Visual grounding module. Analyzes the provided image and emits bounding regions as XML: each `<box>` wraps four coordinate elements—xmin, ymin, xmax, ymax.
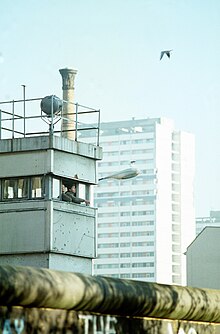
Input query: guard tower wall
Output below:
<box><xmin>0</xmin><ymin>135</ymin><xmax>102</xmax><ymax>274</ymax></box>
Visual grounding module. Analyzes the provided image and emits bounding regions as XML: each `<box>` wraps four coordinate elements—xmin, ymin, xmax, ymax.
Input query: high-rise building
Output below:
<box><xmin>196</xmin><ymin>211</ymin><xmax>220</xmax><ymax>236</ymax></box>
<box><xmin>82</xmin><ymin>117</ymin><xmax>195</xmax><ymax>285</ymax></box>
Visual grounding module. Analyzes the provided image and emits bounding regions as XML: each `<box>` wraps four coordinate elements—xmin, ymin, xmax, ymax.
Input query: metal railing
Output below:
<box><xmin>0</xmin><ymin>96</ymin><xmax>101</xmax><ymax>146</ymax></box>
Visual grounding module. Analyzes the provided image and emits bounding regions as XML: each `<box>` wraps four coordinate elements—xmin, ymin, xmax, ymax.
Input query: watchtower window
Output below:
<box><xmin>31</xmin><ymin>177</ymin><xmax>44</xmax><ymax>198</ymax></box>
<box><xmin>52</xmin><ymin>178</ymin><xmax>60</xmax><ymax>199</ymax></box>
<box><xmin>3</xmin><ymin>178</ymin><xmax>28</xmax><ymax>199</ymax></box>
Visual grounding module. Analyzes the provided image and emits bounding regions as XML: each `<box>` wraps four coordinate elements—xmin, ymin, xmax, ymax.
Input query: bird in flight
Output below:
<box><xmin>160</xmin><ymin>50</ymin><xmax>173</xmax><ymax>60</ymax></box>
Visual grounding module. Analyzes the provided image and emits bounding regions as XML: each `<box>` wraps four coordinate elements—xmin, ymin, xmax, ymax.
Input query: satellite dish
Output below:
<box><xmin>40</xmin><ymin>95</ymin><xmax>62</xmax><ymax>117</ymax></box>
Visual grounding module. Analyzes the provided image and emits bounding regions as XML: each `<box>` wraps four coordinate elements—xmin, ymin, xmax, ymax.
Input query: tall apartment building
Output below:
<box><xmin>82</xmin><ymin>117</ymin><xmax>195</xmax><ymax>285</ymax></box>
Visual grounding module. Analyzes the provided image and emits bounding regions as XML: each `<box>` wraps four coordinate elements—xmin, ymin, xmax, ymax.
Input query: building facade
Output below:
<box><xmin>83</xmin><ymin>117</ymin><xmax>195</xmax><ymax>285</ymax></box>
<box><xmin>186</xmin><ymin>226</ymin><xmax>220</xmax><ymax>289</ymax></box>
<box><xmin>196</xmin><ymin>211</ymin><xmax>220</xmax><ymax>236</ymax></box>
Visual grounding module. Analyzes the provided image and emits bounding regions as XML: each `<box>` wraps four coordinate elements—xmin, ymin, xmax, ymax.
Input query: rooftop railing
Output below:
<box><xmin>0</xmin><ymin>96</ymin><xmax>101</xmax><ymax>146</ymax></box>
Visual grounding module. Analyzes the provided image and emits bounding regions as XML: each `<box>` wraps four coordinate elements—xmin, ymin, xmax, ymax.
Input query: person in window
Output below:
<box><xmin>63</xmin><ymin>182</ymin><xmax>90</xmax><ymax>206</ymax></box>
<box><xmin>61</xmin><ymin>184</ymin><xmax>72</xmax><ymax>202</ymax></box>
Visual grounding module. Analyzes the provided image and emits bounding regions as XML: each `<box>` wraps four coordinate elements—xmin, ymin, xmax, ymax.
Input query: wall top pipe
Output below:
<box><xmin>0</xmin><ymin>265</ymin><xmax>220</xmax><ymax>323</ymax></box>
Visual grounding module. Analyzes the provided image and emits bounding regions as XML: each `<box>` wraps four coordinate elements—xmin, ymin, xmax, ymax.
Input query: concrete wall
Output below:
<box><xmin>0</xmin><ymin>136</ymin><xmax>102</xmax><ymax>183</ymax></box>
<box><xmin>53</xmin><ymin>201</ymin><xmax>96</xmax><ymax>257</ymax></box>
<box><xmin>0</xmin><ymin>201</ymin><xmax>50</xmax><ymax>253</ymax></box>
<box><xmin>0</xmin><ymin>200</ymin><xmax>96</xmax><ymax>273</ymax></box>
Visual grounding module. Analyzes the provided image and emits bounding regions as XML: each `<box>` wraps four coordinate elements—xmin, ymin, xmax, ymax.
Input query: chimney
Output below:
<box><xmin>59</xmin><ymin>68</ymin><xmax>77</xmax><ymax>140</ymax></box>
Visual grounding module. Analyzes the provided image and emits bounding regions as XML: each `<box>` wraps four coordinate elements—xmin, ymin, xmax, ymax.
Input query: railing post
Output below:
<box><xmin>97</xmin><ymin>109</ymin><xmax>101</xmax><ymax>146</ymax></box>
<box><xmin>22</xmin><ymin>84</ymin><xmax>26</xmax><ymax>137</ymax></box>
<box><xmin>12</xmin><ymin>100</ymin><xmax>15</xmax><ymax>139</ymax></box>
<box><xmin>75</xmin><ymin>102</ymin><xmax>78</xmax><ymax>141</ymax></box>
<box><xmin>50</xmin><ymin>95</ymin><xmax>54</xmax><ymax>137</ymax></box>
<box><xmin>0</xmin><ymin>109</ymin><xmax>1</xmax><ymax>140</ymax></box>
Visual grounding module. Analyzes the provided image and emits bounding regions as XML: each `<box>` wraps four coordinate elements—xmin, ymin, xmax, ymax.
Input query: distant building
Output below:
<box><xmin>196</xmin><ymin>211</ymin><xmax>220</xmax><ymax>235</ymax></box>
<box><xmin>186</xmin><ymin>226</ymin><xmax>220</xmax><ymax>289</ymax></box>
<box><xmin>82</xmin><ymin>117</ymin><xmax>195</xmax><ymax>285</ymax></box>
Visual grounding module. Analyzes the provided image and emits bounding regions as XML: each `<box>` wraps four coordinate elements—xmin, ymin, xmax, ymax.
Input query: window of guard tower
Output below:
<box><xmin>53</xmin><ymin>178</ymin><xmax>60</xmax><ymax>200</ymax></box>
<box><xmin>1</xmin><ymin>177</ymin><xmax>44</xmax><ymax>201</ymax></box>
<box><xmin>3</xmin><ymin>178</ymin><xmax>28</xmax><ymax>199</ymax></box>
<box><xmin>31</xmin><ymin>177</ymin><xmax>44</xmax><ymax>198</ymax></box>
<box><xmin>52</xmin><ymin>177</ymin><xmax>91</xmax><ymax>205</ymax></box>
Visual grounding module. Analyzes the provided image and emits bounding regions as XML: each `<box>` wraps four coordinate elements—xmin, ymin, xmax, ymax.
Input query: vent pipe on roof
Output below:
<box><xmin>59</xmin><ymin>68</ymin><xmax>77</xmax><ymax>140</ymax></box>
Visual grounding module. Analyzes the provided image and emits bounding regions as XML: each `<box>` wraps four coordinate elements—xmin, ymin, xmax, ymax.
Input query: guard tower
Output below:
<box><xmin>0</xmin><ymin>68</ymin><xmax>102</xmax><ymax>274</ymax></box>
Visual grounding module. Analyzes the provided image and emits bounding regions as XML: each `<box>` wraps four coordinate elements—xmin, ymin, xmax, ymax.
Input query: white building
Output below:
<box><xmin>83</xmin><ymin>117</ymin><xmax>195</xmax><ymax>285</ymax></box>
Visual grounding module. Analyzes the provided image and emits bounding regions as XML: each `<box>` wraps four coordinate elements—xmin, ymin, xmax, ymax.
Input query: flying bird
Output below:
<box><xmin>160</xmin><ymin>50</ymin><xmax>173</xmax><ymax>60</ymax></box>
<box><xmin>99</xmin><ymin>161</ymin><xmax>140</xmax><ymax>181</ymax></box>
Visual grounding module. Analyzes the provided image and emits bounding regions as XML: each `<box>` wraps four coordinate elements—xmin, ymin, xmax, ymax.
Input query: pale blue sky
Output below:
<box><xmin>0</xmin><ymin>0</ymin><xmax>220</xmax><ymax>216</ymax></box>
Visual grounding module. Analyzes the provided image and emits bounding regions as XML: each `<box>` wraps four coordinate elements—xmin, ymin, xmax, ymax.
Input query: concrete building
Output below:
<box><xmin>0</xmin><ymin>69</ymin><xmax>102</xmax><ymax>274</ymax></box>
<box><xmin>82</xmin><ymin>117</ymin><xmax>195</xmax><ymax>285</ymax></box>
<box><xmin>196</xmin><ymin>211</ymin><xmax>220</xmax><ymax>235</ymax></box>
<box><xmin>186</xmin><ymin>226</ymin><xmax>220</xmax><ymax>289</ymax></box>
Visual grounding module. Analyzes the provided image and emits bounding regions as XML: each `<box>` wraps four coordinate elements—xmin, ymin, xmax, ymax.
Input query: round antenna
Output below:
<box><xmin>40</xmin><ymin>95</ymin><xmax>62</xmax><ymax>117</ymax></box>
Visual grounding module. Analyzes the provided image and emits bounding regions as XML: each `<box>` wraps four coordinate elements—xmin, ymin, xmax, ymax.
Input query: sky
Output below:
<box><xmin>0</xmin><ymin>0</ymin><xmax>220</xmax><ymax>216</ymax></box>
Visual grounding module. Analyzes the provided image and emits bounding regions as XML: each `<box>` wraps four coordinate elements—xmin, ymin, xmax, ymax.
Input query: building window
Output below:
<box><xmin>120</xmin><ymin>263</ymin><xmax>130</xmax><ymax>268</ymax></box>
<box><xmin>120</xmin><ymin>242</ymin><xmax>130</xmax><ymax>247</ymax></box>
<box><xmin>120</xmin><ymin>253</ymin><xmax>130</xmax><ymax>258</ymax></box>
<box><xmin>98</xmin><ymin>233</ymin><xmax>119</xmax><ymax>238</ymax></box>
<box><xmin>120</xmin><ymin>150</ymin><xmax>130</xmax><ymax>155</ymax></box>
<box><xmin>120</xmin><ymin>140</ymin><xmax>130</xmax><ymax>145</ymax></box>
<box><xmin>98</xmin><ymin>253</ymin><xmax>119</xmax><ymax>259</ymax></box>
<box><xmin>1</xmin><ymin>176</ymin><xmax>45</xmax><ymax>201</ymax></box>
<box><xmin>132</xmin><ymin>262</ymin><xmax>154</xmax><ymax>267</ymax></box>
<box><xmin>2</xmin><ymin>178</ymin><xmax>28</xmax><ymax>199</ymax></box>
<box><xmin>172</xmin><ymin>214</ymin><xmax>180</xmax><ymax>222</ymax></box>
<box><xmin>104</xmin><ymin>151</ymin><xmax>118</xmax><ymax>156</ymax></box>
<box><xmin>146</xmin><ymin>242</ymin><xmax>154</xmax><ymax>246</ymax></box>
<box><xmin>172</xmin><ymin>224</ymin><xmax>180</xmax><ymax>232</ymax></box>
<box><xmin>31</xmin><ymin>176</ymin><xmax>44</xmax><ymax>198</ymax></box>
<box><xmin>132</xmin><ymin>252</ymin><xmax>145</xmax><ymax>257</ymax></box>
<box><xmin>132</xmin><ymin>231</ymin><xmax>154</xmax><ymax>237</ymax></box>
<box><xmin>172</xmin><ymin>255</ymin><xmax>181</xmax><ymax>263</ymax></box>
<box><xmin>97</xmin><ymin>264</ymin><xmax>119</xmax><ymax>269</ymax></box>
<box><xmin>172</xmin><ymin>234</ymin><xmax>180</xmax><ymax>242</ymax></box>
<box><xmin>120</xmin><ymin>222</ymin><xmax>130</xmax><ymax>227</ymax></box>
<box><xmin>120</xmin><ymin>274</ymin><xmax>130</xmax><ymax>278</ymax></box>
<box><xmin>52</xmin><ymin>178</ymin><xmax>60</xmax><ymax>199</ymax></box>
<box><xmin>120</xmin><ymin>160</ymin><xmax>130</xmax><ymax>166</ymax></box>
<box><xmin>120</xmin><ymin>232</ymin><xmax>130</xmax><ymax>237</ymax></box>
<box><xmin>172</xmin><ymin>265</ymin><xmax>181</xmax><ymax>273</ymax></box>
<box><xmin>120</xmin><ymin>212</ymin><xmax>130</xmax><ymax>217</ymax></box>
<box><xmin>172</xmin><ymin>244</ymin><xmax>181</xmax><ymax>252</ymax></box>
<box><xmin>98</xmin><ymin>243</ymin><xmax>119</xmax><ymax>248</ymax></box>
<box><xmin>132</xmin><ymin>242</ymin><xmax>148</xmax><ymax>247</ymax></box>
<box><xmin>132</xmin><ymin>273</ymin><xmax>154</xmax><ymax>278</ymax></box>
<box><xmin>132</xmin><ymin>211</ymin><xmax>154</xmax><ymax>216</ymax></box>
<box><xmin>96</xmin><ymin>192</ymin><xmax>119</xmax><ymax>197</ymax></box>
<box><xmin>172</xmin><ymin>275</ymin><xmax>181</xmax><ymax>284</ymax></box>
<box><xmin>98</xmin><ymin>213</ymin><xmax>119</xmax><ymax>218</ymax></box>
<box><xmin>98</xmin><ymin>222</ymin><xmax>119</xmax><ymax>228</ymax></box>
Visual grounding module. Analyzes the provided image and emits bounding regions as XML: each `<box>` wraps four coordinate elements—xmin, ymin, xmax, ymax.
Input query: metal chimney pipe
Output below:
<box><xmin>59</xmin><ymin>68</ymin><xmax>77</xmax><ymax>140</ymax></box>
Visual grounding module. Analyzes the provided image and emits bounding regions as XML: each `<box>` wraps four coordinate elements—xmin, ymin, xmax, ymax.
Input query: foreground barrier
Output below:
<box><xmin>0</xmin><ymin>265</ymin><xmax>220</xmax><ymax>333</ymax></box>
